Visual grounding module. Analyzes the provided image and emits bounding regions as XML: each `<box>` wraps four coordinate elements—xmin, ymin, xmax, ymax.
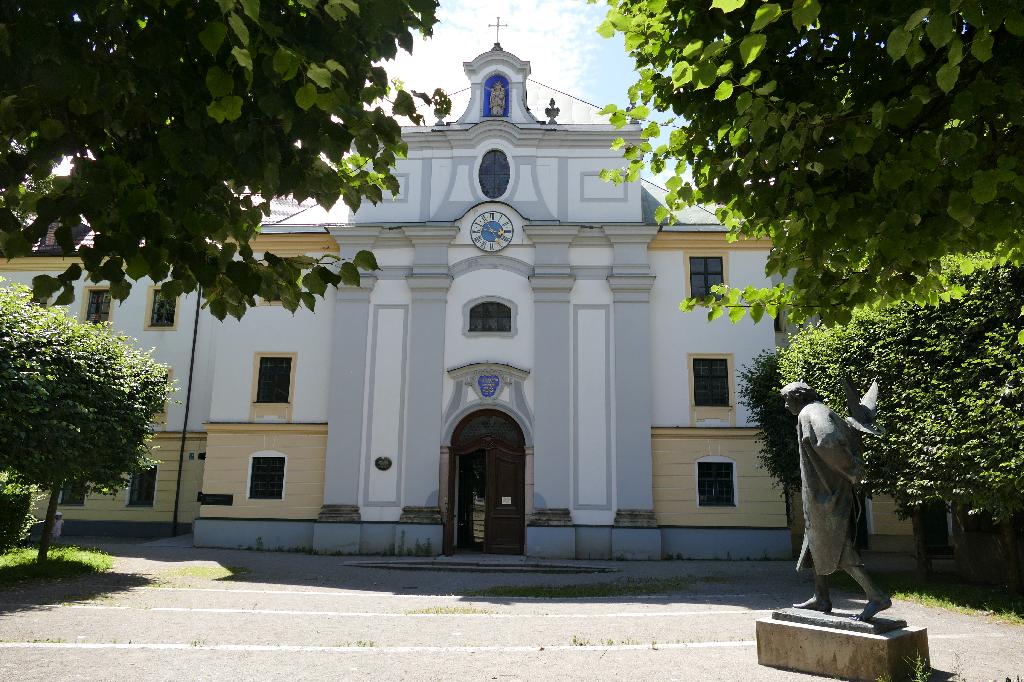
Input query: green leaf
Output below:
<box><xmin>219</xmin><ymin>95</ymin><xmax>243</xmax><ymax>121</ymax></box>
<box><xmin>970</xmin><ymin>172</ymin><xmax>997</xmax><ymax>204</ymax></box>
<box><xmin>273</xmin><ymin>48</ymin><xmax>299</xmax><ymax>80</ymax></box>
<box><xmin>205</xmin><ymin>66</ymin><xmax>233</xmax><ymax>98</ymax></box>
<box><xmin>239</xmin><ymin>0</ymin><xmax>260</xmax><ymax>21</ymax></box>
<box><xmin>39</xmin><ymin>118</ymin><xmax>65</xmax><ymax>139</ymax></box>
<box><xmin>739</xmin><ymin>33</ymin><xmax>767</xmax><ymax>65</ymax></box>
<box><xmin>970</xmin><ymin>30</ymin><xmax>993</xmax><ymax>62</ymax></box>
<box><xmin>707</xmin><ymin>305</ymin><xmax>725</xmax><ymax>321</ymax></box>
<box><xmin>715</xmin><ymin>81</ymin><xmax>734</xmax><ymax>101</ymax></box>
<box><xmin>791</xmin><ymin>0</ymin><xmax>821</xmax><ymax>28</ymax></box>
<box><xmin>231</xmin><ymin>47</ymin><xmax>252</xmax><ymax>70</ymax></box>
<box><xmin>904</xmin><ymin>7</ymin><xmax>930</xmax><ymax>31</ymax></box>
<box><xmin>936</xmin><ymin>63</ymin><xmax>959</xmax><ymax>93</ymax></box>
<box><xmin>227</xmin><ymin>13</ymin><xmax>249</xmax><ymax>46</ymax></box>
<box><xmin>339</xmin><ymin>261</ymin><xmax>360</xmax><ymax>286</ymax></box>
<box><xmin>755</xmin><ymin>80</ymin><xmax>777</xmax><ymax>95</ymax></box>
<box><xmin>752</xmin><ymin>3</ymin><xmax>782</xmax><ymax>31</ymax></box>
<box><xmin>596</xmin><ymin>20</ymin><xmax>616</xmax><ymax>38</ymax></box>
<box><xmin>324</xmin><ymin>59</ymin><xmax>348</xmax><ymax>77</ymax></box>
<box><xmin>307</xmin><ymin>64</ymin><xmax>332</xmax><ymax>88</ymax></box>
<box><xmin>198</xmin><ymin>21</ymin><xmax>228</xmax><ymax>55</ymax></box>
<box><xmin>1005</xmin><ymin>11</ymin><xmax>1024</xmax><ymax>36</ymax></box>
<box><xmin>886</xmin><ymin>26</ymin><xmax>912</xmax><ymax>60</ymax></box>
<box><xmin>295</xmin><ymin>83</ymin><xmax>317</xmax><ymax>110</ymax></box>
<box><xmin>710</xmin><ymin>0</ymin><xmax>745</xmax><ymax>12</ymax></box>
<box><xmin>728</xmin><ymin>305</ymin><xmax>746</xmax><ymax>322</ymax></box>
<box><xmin>926</xmin><ymin>15</ymin><xmax>952</xmax><ymax>48</ymax></box>
<box><xmin>1018</xmin><ymin>328</ymin><xmax>1024</xmax><ymax>344</ymax></box>
<box><xmin>352</xmin><ymin>250</ymin><xmax>378</xmax><ymax>271</ymax></box>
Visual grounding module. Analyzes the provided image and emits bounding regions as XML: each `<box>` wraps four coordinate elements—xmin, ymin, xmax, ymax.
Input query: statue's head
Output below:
<box><xmin>780</xmin><ymin>381</ymin><xmax>822</xmax><ymax>415</ymax></box>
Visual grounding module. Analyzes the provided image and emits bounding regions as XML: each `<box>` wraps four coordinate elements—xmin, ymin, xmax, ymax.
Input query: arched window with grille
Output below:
<box><xmin>465</xmin><ymin>298</ymin><xmax>515</xmax><ymax>336</ymax></box>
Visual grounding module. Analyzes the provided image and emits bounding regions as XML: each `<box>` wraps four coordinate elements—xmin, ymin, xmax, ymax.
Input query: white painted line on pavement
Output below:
<box><xmin>66</xmin><ymin>604</ymin><xmax>771</xmax><ymax>618</ymax></box>
<box><xmin>134</xmin><ymin>586</ymin><xmax>769</xmax><ymax>601</ymax></box>
<box><xmin>0</xmin><ymin>641</ymin><xmax>757</xmax><ymax>654</ymax></box>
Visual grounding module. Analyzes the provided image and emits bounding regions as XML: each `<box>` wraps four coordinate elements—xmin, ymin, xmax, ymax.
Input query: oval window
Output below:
<box><xmin>479</xmin><ymin>150</ymin><xmax>510</xmax><ymax>199</ymax></box>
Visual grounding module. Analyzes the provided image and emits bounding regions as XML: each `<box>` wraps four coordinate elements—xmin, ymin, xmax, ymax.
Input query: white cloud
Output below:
<box><xmin>387</xmin><ymin>0</ymin><xmax>607</xmax><ymax>113</ymax></box>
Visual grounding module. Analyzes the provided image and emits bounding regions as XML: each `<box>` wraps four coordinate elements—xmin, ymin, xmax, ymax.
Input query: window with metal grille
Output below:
<box><xmin>693</xmin><ymin>358</ymin><xmax>729</xmax><ymax>406</ymax></box>
<box><xmin>689</xmin><ymin>256</ymin><xmax>724</xmax><ymax>299</ymax></box>
<box><xmin>86</xmin><ymin>289</ymin><xmax>111</xmax><ymax>323</ymax></box>
<box><xmin>149</xmin><ymin>290</ymin><xmax>176</xmax><ymax>327</ymax></box>
<box><xmin>478</xmin><ymin>150</ymin><xmax>510</xmax><ymax>199</ymax></box>
<box><xmin>128</xmin><ymin>468</ymin><xmax>157</xmax><ymax>506</ymax></box>
<box><xmin>256</xmin><ymin>357</ymin><xmax>292</xmax><ymax>403</ymax></box>
<box><xmin>249</xmin><ymin>457</ymin><xmax>285</xmax><ymax>499</ymax></box>
<box><xmin>59</xmin><ymin>482</ymin><xmax>86</xmax><ymax>506</ymax></box>
<box><xmin>698</xmin><ymin>461</ymin><xmax>735</xmax><ymax>506</ymax></box>
<box><xmin>468</xmin><ymin>301</ymin><xmax>512</xmax><ymax>333</ymax></box>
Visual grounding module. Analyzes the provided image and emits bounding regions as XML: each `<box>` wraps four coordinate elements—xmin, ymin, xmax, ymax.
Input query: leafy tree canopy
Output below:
<box><xmin>0</xmin><ymin>283</ymin><xmax>170</xmax><ymax>494</ymax></box>
<box><xmin>0</xmin><ymin>0</ymin><xmax>445</xmax><ymax>319</ymax></box>
<box><xmin>598</xmin><ymin>0</ymin><xmax>1024</xmax><ymax>325</ymax></box>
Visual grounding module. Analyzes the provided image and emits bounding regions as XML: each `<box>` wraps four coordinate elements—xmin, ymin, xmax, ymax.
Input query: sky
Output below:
<box><xmin>388</xmin><ymin>0</ymin><xmax>640</xmax><ymax>127</ymax></box>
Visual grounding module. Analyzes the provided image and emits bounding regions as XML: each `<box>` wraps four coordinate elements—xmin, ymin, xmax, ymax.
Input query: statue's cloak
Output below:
<box><xmin>796</xmin><ymin>402</ymin><xmax>864</xmax><ymax>575</ymax></box>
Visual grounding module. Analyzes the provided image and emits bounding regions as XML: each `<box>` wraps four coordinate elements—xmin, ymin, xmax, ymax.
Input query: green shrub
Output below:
<box><xmin>0</xmin><ymin>474</ymin><xmax>34</xmax><ymax>552</ymax></box>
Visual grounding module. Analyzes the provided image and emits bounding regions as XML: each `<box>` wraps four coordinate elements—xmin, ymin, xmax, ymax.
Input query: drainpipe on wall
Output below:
<box><xmin>171</xmin><ymin>287</ymin><xmax>202</xmax><ymax>537</ymax></box>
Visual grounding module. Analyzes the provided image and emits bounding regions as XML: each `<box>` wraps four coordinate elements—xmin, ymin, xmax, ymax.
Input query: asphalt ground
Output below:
<box><xmin>0</xmin><ymin>540</ymin><xmax>1021</xmax><ymax>681</ymax></box>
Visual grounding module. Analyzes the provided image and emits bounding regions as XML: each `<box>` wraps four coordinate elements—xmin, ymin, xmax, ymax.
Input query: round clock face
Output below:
<box><xmin>470</xmin><ymin>211</ymin><xmax>514</xmax><ymax>252</ymax></box>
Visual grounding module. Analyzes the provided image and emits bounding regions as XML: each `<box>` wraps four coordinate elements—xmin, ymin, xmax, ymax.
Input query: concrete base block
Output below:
<box><xmin>312</xmin><ymin>523</ymin><xmax>361</xmax><ymax>555</ymax></box>
<box><xmin>756</xmin><ymin>616</ymin><xmax>929</xmax><ymax>682</ymax></box>
<box><xmin>575</xmin><ymin>526</ymin><xmax>612</xmax><ymax>560</ymax></box>
<box><xmin>359</xmin><ymin>523</ymin><xmax>396</xmax><ymax>554</ymax></box>
<box><xmin>526</xmin><ymin>526</ymin><xmax>575</xmax><ymax>559</ymax></box>
<box><xmin>193</xmin><ymin>519</ymin><xmax>314</xmax><ymax>551</ymax></box>
<box><xmin>612</xmin><ymin>527</ymin><xmax>661</xmax><ymax>560</ymax></box>
<box><xmin>394</xmin><ymin>524</ymin><xmax>441</xmax><ymax>556</ymax></box>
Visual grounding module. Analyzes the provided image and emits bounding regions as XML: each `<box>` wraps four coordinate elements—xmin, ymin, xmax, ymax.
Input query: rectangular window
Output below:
<box><xmin>85</xmin><ymin>289</ymin><xmax>111</xmax><ymax>323</ymax></box>
<box><xmin>149</xmin><ymin>290</ymin><xmax>176</xmax><ymax>327</ymax></box>
<box><xmin>58</xmin><ymin>482</ymin><xmax>86</xmax><ymax>506</ymax></box>
<box><xmin>693</xmin><ymin>358</ymin><xmax>730</xmax><ymax>406</ymax></box>
<box><xmin>255</xmin><ymin>357</ymin><xmax>292</xmax><ymax>403</ymax></box>
<box><xmin>689</xmin><ymin>256</ymin><xmax>724</xmax><ymax>299</ymax></box>
<box><xmin>249</xmin><ymin>457</ymin><xmax>285</xmax><ymax>499</ymax></box>
<box><xmin>128</xmin><ymin>468</ymin><xmax>157</xmax><ymax>506</ymax></box>
<box><xmin>698</xmin><ymin>461</ymin><xmax>735</xmax><ymax>506</ymax></box>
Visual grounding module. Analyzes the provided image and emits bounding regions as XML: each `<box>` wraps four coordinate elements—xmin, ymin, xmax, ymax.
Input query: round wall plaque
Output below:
<box><xmin>374</xmin><ymin>456</ymin><xmax>393</xmax><ymax>471</ymax></box>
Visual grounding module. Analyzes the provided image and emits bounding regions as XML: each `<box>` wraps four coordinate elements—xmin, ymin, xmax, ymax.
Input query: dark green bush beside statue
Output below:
<box><xmin>0</xmin><ymin>474</ymin><xmax>34</xmax><ymax>553</ymax></box>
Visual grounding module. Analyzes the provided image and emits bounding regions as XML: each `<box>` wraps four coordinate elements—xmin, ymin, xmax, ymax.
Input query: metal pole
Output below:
<box><xmin>171</xmin><ymin>287</ymin><xmax>202</xmax><ymax>537</ymax></box>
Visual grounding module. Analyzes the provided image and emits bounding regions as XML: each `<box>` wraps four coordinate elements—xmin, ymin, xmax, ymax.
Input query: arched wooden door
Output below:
<box><xmin>444</xmin><ymin>410</ymin><xmax>525</xmax><ymax>555</ymax></box>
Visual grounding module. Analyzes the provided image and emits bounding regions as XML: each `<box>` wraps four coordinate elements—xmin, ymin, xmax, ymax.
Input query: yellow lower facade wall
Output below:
<box><xmin>652</xmin><ymin>428</ymin><xmax>787</xmax><ymax>527</ymax></box>
<box><xmin>198</xmin><ymin>424</ymin><xmax>326</xmax><ymax>520</ymax></box>
<box><xmin>43</xmin><ymin>432</ymin><xmax>207</xmax><ymax>525</ymax></box>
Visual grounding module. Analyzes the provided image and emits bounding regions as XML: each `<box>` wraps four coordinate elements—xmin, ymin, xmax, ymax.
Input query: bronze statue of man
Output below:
<box><xmin>780</xmin><ymin>380</ymin><xmax>891</xmax><ymax>621</ymax></box>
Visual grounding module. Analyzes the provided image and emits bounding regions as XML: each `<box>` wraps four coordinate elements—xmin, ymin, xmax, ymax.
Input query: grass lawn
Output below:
<box><xmin>834</xmin><ymin>571</ymin><xmax>1024</xmax><ymax>626</ymax></box>
<box><xmin>0</xmin><ymin>546</ymin><xmax>113</xmax><ymax>587</ymax></box>
<box><xmin>470</xmin><ymin>574</ymin><xmax>731</xmax><ymax>598</ymax></box>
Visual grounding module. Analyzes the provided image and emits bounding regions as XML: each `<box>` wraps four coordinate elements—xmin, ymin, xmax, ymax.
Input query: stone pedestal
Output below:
<box><xmin>757</xmin><ymin>609</ymin><xmax>929</xmax><ymax>682</ymax></box>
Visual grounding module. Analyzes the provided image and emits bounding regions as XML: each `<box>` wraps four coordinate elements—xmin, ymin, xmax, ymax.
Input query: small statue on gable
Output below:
<box><xmin>489</xmin><ymin>81</ymin><xmax>506</xmax><ymax>117</ymax></box>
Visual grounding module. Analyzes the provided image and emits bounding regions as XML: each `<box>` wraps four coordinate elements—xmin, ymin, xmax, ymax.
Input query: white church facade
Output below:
<box><xmin>6</xmin><ymin>45</ymin><xmax>883</xmax><ymax>560</ymax></box>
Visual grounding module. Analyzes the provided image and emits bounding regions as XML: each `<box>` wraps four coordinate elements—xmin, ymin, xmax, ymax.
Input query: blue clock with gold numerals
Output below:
<box><xmin>470</xmin><ymin>211</ymin><xmax>514</xmax><ymax>253</ymax></box>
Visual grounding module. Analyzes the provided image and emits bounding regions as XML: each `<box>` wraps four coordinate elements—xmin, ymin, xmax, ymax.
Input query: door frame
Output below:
<box><xmin>442</xmin><ymin>409</ymin><xmax>525</xmax><ymax>555</ymax></box>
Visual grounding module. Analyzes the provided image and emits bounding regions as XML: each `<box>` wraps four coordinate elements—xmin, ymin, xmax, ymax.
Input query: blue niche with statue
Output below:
<box><xmin>483</xmin><ymin>74</ymin><xmax>509</xmax><ymax>117</ymax></box>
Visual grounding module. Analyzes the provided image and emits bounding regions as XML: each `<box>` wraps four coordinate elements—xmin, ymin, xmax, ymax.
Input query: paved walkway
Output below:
<box><xmin>0</xmin><ymin>541</ymin><xmax>1021</xmax><ymax>681</ymax></box>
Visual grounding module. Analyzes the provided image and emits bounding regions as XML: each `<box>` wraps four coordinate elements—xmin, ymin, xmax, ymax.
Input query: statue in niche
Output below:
<box><xmin>489</xmin><ymin>81</ymin><xmax>506</xmax><ymax>116</ymax></box>
<box><xmin>780</xmin><ymin>377</ymin><xmax>892</xmax><ymax>621</ymax></box>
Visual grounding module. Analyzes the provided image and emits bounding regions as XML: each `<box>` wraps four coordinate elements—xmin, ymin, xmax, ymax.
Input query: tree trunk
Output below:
<box><xmin>910</xmin><ymin>505</ymin><xmax>931</xmax><ymax>581</ymax></box>
<box><xmin>1001</xmin><ymin>517</ymin><xmax>1022</xmax><ymax>595</ymax></box>
<box><xmin>36</xmin><ymin>489</ymin><xmax>59</xmax><ymax>563</ymax></box>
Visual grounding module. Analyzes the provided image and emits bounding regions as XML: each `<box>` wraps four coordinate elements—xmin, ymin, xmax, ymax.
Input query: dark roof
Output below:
<box><xmin>31</xmin><ymin>223</ymin><xmax>94</xmax><ymax>255</ymax></box>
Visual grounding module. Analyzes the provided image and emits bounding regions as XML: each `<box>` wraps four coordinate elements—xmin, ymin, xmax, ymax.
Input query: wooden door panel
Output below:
<box><xmin>485</xmin><ymin>447</ymin><xmax>524</xmax><ymax>554</ymax></box>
